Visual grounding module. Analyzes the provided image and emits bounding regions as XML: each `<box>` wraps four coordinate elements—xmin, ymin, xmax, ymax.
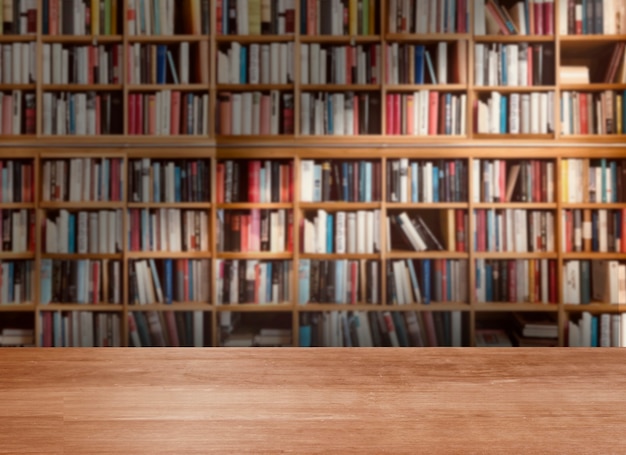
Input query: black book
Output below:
<box><xmin>411</xmin><ymin>215</ymin><xmax>444</xmax><ymax>251</ymax></box>
<box><xmin>321</xmin><ymin>161</ymin><xmax>331</xmax><ymax>201</ymax></box>
<box><xmin>310</xmin><ymin>260</ymin><xmax>320</xmax><ymax>302</ymax></box>
<box><xmin>386</xmin><ymin>261</ymin><xmax>397</xmax><ymax>304</ymax></box>
<box><xmin>542</xmin><ymin>46</ymin><xmax>555</xmax><ymax>86</ymax></box>
<box><xmin>238</xmin><ymin>260</ymin><xmax>246</xmax><ymax>303</ymax></box>
<box><xmin>326</xmin><ymin>261</ymin><xmax>335</xmax><ymax>303</ymax></box>
<box><xmin>375</xmin><ymin>312</ymin><xmax>392</xmax><ymax>347</ymax></box>
<box><xmin>331</xmin><ymin>162</ymin><xmax>342</xmax><ymax>201</ymax></box>
<box><xmin>201</xmin><ymin>0</ymin><xmax>210</xmax><ymax>34</ymax></box>
<box><xmin>260</xmin><ymin>210</ymin><xmax>269</xmax><ymax>251</ymax></box>
<box><xmin>228</xmin><ymin>0</ymin><xmax>237</xmax><ymax>34</ymax></box>
<box><xmin>492</xmin><ymin>260</ymin><xmax>500</xmax><ymax>302</ymax></box>
<box><xmin>245</xmin><ymin>261</ymin><xmax>255</xmax><ymax>303</ymax></box>
<box><xmin>230</xmin><ymin>213</ymin><xmax>241</xmax><ymax>252</ymax></box>
<box><xmin>222</xmin><ymin>260</ymin><xmax>231</xmax><ymax>303</ymax></box>
<box><xmin>500</xmin><ymin>261</ymin><xmax>508</xmax><ymax>302</ymax></box>
<box><xmin>271</xmin><ymin>162</ymin><xmax>280</xmax><ymax>202</ymax></box>
<box><xmin>232</xmin><ymin>161</ymin><xmax>240</xmax><ymax>202</ymax></box>
<box><xmin>368</xmin><ymin>312</ymin><xmax>382</xmax><ymax>347</ymax></box>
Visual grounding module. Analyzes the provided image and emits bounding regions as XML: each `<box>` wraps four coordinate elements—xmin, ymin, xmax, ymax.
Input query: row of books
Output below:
<box><xmin>301</xmin><ymin>209</ymin><xmax>381</xmax><ymax>254</ymax></box>
<box><xmin>387</xmin><ymin>210</ymin><xmax>463</xmax><ymax>252</ymax></box>
<box><xmin>0</xmin><ymin>208</ymin><xmax>32</xmax><ymax>255</ymax></box>
<box><xmin>559</xmin><ymin>0</ymin><xmax>626</xmax><ymax>35</ymax></box>
<box><xmin>44</xmin><ymin>209</ymin><xmax>123</xmax><ymax>254</ymax></box>
<box><xmin>217</xmin><ymin>42</ymin><xmax>294</xmax><ymax>85</ymax></box>
<box><xmin>216</xmin><ymin>209</ymin><xmax>294</xmax><ymax>253</ymax></box>
<box><xmin>561</xmin><ymin>90</ymin><xmax>625</xmax><ymax>136</ymax></box>
<box><xmin>298</xmin><ymin>259</ymin><xmax>380</xmax><ymax>304</ymax></box>
<box><xmin>387</xmin><ymin>259</ymin><xmax>468</xmax><ymax>304</ymax></box>
<box><xmin>562</xmin><ymin>209</ymin><xmax>626</xmax><ymax>253</ymax></box>
<box><xmin>386</xmin><ymin>92</ymin><xmax>467</xmax><ymax>136</ymax></box>
<box><xmin>222</xmin><ymin>327</ymin><xmax>292</xmax><ymax>347</ymax></box>
<box><xmin>128</xmin><ymin>91</ymin><xmax>209</xmax><ymax>136</ymax></box>
<box><xmin>129</xmin><ymin>258</ymin><xmax>211</xmax><ymax>305</ymax></box>
<box><xmin>564</xmin><ymin>260</ymin><xmax>626</xmax><ymax>304</ymax></box>
<box><xmin>218</xmin><ymin>0</ymin><xmax>295</xmax><ymax>35</ymax></box>
<box><xmin>475</xmin><ymin>91</ymin><xmax>554</xmax><ymax>134</ymax></box>
<box><xmin>473</xmin><ymin>159</ymin><xmax>555</xmax><ymax>203</ymax></box>
<box><xmin>300</xmin><ymin>159</ymin><xmax>381</xmax><ymax>202</ymax></box>
<box><xmin>129</xmin><ymin>158</ymin><xmax>211</xmax><ymax>203</ymax></box>
<box><xmin>561</xmin><ymin>158</ymin><xmax>625</xmax><ymax>203</ymax></box>
<box><xmin>475</xmin><ymin>0</ymin><xmax>554</xmax><ymax>36</ymax></box>
<box><xmin>42</xmin><ymin>158</ymin><xmax>124</xmax><ymax>202</ymax></box>
<box><xmin>300</xmin><ymin>91</ymin><xmax>381</xmax><ymax>135</ymax></box>
<box><xmin>0</xmin><ymin>260</ymin><xmax>33</xmax><ymax>304</ymax></box>
<box><xmin>217</xmin><ymin>91</ymin><xmax>293</xmax><ymax>135</ymax></box>
<box><xmin>0</xmin><ymin>0</ymin><xmax>36</xmax><ymax>34</ymax></box>
<box><xmin>40</xmin><ymin>258</ymin><xmax>122</xmax><ymax>304</ymax></box>
<box><xmin>128</xmin><ymin>208</ymin><xmax>209</xmax><ymax>252</ymax></box>
<box><xmin>217</xmin><ymin>159</ymin><xmax>294</xmax><ymax>204</ymax></box>
<box><xmin>0</xmin><ymin>159</ymin><xmax>34</xmax><ymax>202</ymax></box>
<box><xmin>475</xmin><ymin>258</ymin><xmax>557</xmax><ymax>303</ymax></box>
<box><xmin>475</xmin><ymin>43</ymin><xmax>555</xmax><ymax>87</ymax></box>
<box><xmin>300</xmin><ymin>311</ymin><xmax>463</xmax><ymax>347</ymax></box>
<box><xmin>387</xmin><ymin>159</ymin><xmax>468</xmax><ymax>203</ymax></box>
<box><xmin>302</xmin><ymin>0</ymin><xmax>374</xmax><ymax>35</ymax></box>
<box><xmin>0</xmin><ymin>42</ymin><xmax>35</xmax><ymax>84</ymax></box>
<box><xmin>0</xmin><ymin>327</ymin><xmax>34</xmax><ymax>346</ymax></box>
<box><xmin>41</xmin><ymin>311</ymin><xmax>121</xmax><ymax>347</ymax></box>
<box><xmin>0</xmin><ymin>91</ymin><xmax>34</xmax><ymax>135</ymax></box>
<box><xmin>128</xmin><ymin>42</ymin><xmax>195</xmax><ymax>85</ymax></box>
<box><xmin>216</xmin><ymin>259</ymin><xmax>293</xmax><ymax>305</ymax></box>
<box><xmin>129</xmin><ymin>311</ymin><xmax>206</xmax><ymax>347</ymax></box>
<box><xmin>127</xmin><ymin>0</ymin><xmax>208</xmax><ymax>36</ymax></box>
<box><xmin>302</xmin><ymin>43</ymin><xmax>380</xmax><ymax>85</ymax></box>
<box><xmin>43</xmin><ymin>43</ymin><xmax>122</xmax><ymax>85</ymax></box>
<box><xmin>474</xmin><ymin>209</ymin><xmax>555</xmax><ymax>253</ymax></box>
<box><xmin>43</xmin><ymin>0</ymin><xmax>120</xmax><ymax>35</ymax></box>
<box><xmin>386</xmin><ymin>42</ymin><xmax>465</xmax><ymax>86</ymax></box>
<box><xmin>388</xmin><ymin>0</ymin><xmax>469</xmax><ymax>34</ymax></box>
<box><xmin>568</xmin><ymin>312</ymin><xmax>626</xmax><ymax>347</ymax></box>
<box><xmin>42</xmin><ymin>91</ymin><xmax>123</xmax><ymax>135</ymax></box>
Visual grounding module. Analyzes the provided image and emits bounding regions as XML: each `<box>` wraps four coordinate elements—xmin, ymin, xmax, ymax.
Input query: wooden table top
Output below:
<box><xmin>1</xmin><ymin>348</ymin><xmax>625</xmax><ymax>454</ymax></box>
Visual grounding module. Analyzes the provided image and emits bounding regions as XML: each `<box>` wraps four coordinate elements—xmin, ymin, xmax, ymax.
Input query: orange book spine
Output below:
<box><xmin>170</xmin><ymin>91</ymin><xmax>181</xmax><ymax>135</ymax></box>
<box><xmin>428</xmin><ymin>91</ymin><xmax>439</xmax><ymax>135</ymax></box>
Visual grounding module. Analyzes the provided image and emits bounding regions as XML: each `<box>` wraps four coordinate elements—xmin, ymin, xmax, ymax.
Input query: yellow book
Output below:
<box><xmin>617</xmin><ymin>95</ymin><xmax>623</xmax><ymax>135</ymax></box>
<box><xmin>248</xmin><ymin>0</ymin><xmax>261</xmax><ymax>35</ymax></box>
<box><xmin>91</xmin><ymin>0</ymin><xmax>99</xmax><ymax>35</ymax></box>
<box><xmin>561</xmin><ymin>159</ymin><xmax>568</xmax><ymax>203</ymax></box>
<box><xmin>349</xmin><ymin>0</ymin><xmax>357</xmax><ymax>35</ymax></box>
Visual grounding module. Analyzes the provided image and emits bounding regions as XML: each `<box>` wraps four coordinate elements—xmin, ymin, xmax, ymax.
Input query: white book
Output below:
<box><xmin>180</xmin><ymin>42</ymin><xmax>189</xmax><ymax>84</ymax></box>
<box><xmin>347</xmin><ymin>212</ymin><xmax>356</xmax><ymax>253</ymax></box>
<box><xmin>260</xmin><ymin>44</ymin><xmax>270</xmax><ymax>83</ymax></box>
<box><xmin>270</xmin><ymin>42</ymin><xmax>280</xmax><ymax>84</ymax></box>
<box><xmin>249</xmin><ymin>44</ymin><xmax>260</xmax><ymax>84</ymax></box>
<box><xmin>437</xmin><ymin>42</ymin><xmax>447</xmax><ymax>84</ymax></box>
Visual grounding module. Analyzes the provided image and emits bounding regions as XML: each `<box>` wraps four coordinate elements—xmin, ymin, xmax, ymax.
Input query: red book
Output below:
<box><xmin>170</xmin><ymin>91</ymin><xmax>181</xmax><ymax>135</ymax></box>
<box><xmin>164</xmin><ymin>313</ymin><xmax>180</xmax><ymax>347</ymax></box>
<box><xmin>549</xmin><ymin>260</ymin><xmax>557</xmax><ymax>303</ymax></box>
<box><xmin>456</xmin><ymin>209</ymin><xmax>466</xmax><ymax>252</ymax></box>
<box><xmin>2</xmin><ymin>96</ymin><xmax>13</xmax><ymax>135</ymax></box>
<box><xmin>394</xmin><ymin>94</ymin><xmax>401</xmax><ymax>135</ymax></box>
<box><xmin>216</xmin><ymin>163</ymin><xmax>224</xmax><ymax>203</ymax></box>
<box><xmin>370</xmin><ymin>46</ymin><xmax>378</xmax><ymax>84</ymax></box>
<box><xmin>259</xmin><ymin>95</ymin><xmax>269</xmax><ymax>134</ymax></box>
<box><xmin>136</xmin><ymin>93</ymin><xmax>143</xmax><ymax>134</ymax></box>
<box><xmin>534</xmin><ymin>0</ymin><xmax>544</xmax><ymax>35</ymax></box>
<box><xmin>182</xmin><ymin>259</ymin><xmax>190</xmax><ymax>301</ymax></box>
<box><xmin>533</xmin><ymin>160</ymin><xmax>541</xmax><ymax>203</ymax></box>
<box><xmin>288</xmin><ymin>161</ymin><xmax>294</xmax><ymax>202</ymax></box>
<box><xmin>49</xmin><ymin>0</ymin><xmax>59</xmax><ymax>35</ymax></box>
<box><xmin>457</xmin><ymin>0</ymin><xmax>467</xmax><ymax>33</ymax></box>
<box><xmin>428</xmin><ymin>91</ymin><xmax>439</xmax><ymax>135</ymax></box>
<box><xmin>485</xmin><ymin>1</ymin><xmax>510</xmax><ymax>35</ymax></box>
<box><xmin>287</xmin><ymin>211</ymin><xmax>294</xmax><ymax>253</ymax></box>
<box><xmin>579</xmin><ymin>93</ymin><xmax>589</xmax><ymax>134</ymax></box>
<box><xmin>248</xmin><ymin>160</ymin><xmax>261</xmax><ymax>202</ymax></box>
<box><xmin>499</xmin><ymin>160</ymin><xmax>506</xmax><ymax>202</ymax></box>
<box><xmin>307</xmin><ymin>0</ymin><xmax>317</xmax><ymax>35</ymax></box>
<box><xmin>544</xmin><ymin>0</ymin><xmax>554</xmax><ymax>35</ymax></box>
<box><xmin>216</xmin><ymin>0</ymin><xmax>222</xmax><ymax>34</ymax></box>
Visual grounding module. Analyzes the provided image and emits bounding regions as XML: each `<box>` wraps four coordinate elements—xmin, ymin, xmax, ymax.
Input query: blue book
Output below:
<box><xmin>164</xmin><ymin>259</ymin><xmax>173</xmax><ymax>304</ymax></box>
<box><xmin>501</xmin><ymin>47</ymin><xmax>507</xmax><ymax>85</ymax></box>
<box><xmin>524</xmin><ymin>0</ymin><xmax>531</xmax><ymax>35</ymax></box>
<box><xmin>347</xmin><ymin>163</ymin><xmax>354</xmax><ymax>201</ymax></box>
<box><xmin>240</xmin><ymin>46</ymin><xmax>247</xmax><ymax>83</ymax></box>
<box><xmin>425</xmin><ymin>50</ymin><xmax>437</xmax><ymax>84</ymax></box>
<box><xmin>342</xmin><ymin>314</ymin><xmax>352</xmax><ymax>346</ymax></box>
<box><xmin>156</xmin><ymin>45</ymin><xmax>167</xmax><ymax>84</ymax></box>
<box><xmin>313</xmin><ymin>165</ymin><xmax>321</xmax><ymax>202</ymax></box>
<box><xmin>432</xmin><ymin>166</ymin><xmax>439</xmax><ymax>202</ymax></box>
<box><xmin>298</xmin><ymin>259</ymin><xmax>311</xmax><ymax>304</ymax></box>
<box><xmin>359</xmin><ymin>161</ymin><xmax>365</xmax><ymax>201</ymax></box>
<box><xmin>342</xmin><ymin>162</ymin><xmax>349</xmax><ymax>201</ymax></box>
<box><xmin>500</xmin><ymin>96</ymin><xmax>508</xmax><ymax>133</ymax></box>
<box><xmin>141</xmin><ymin>209</ymin><xmax>149</xmax><ymax>250</ymax></box>
<box><xmin>591</xmin><ymin>316</ymin><xmax>598</xmax><ymax>347</ymax></box>
<box><xmin>591</xmin><ymin>211</ymin><xmax>598</xmax><ymax>251</ymax></box>
<box><xmin>265</xmin><ymin>262</ymin><xmax>272</xmax><ymax>302</ymax></box>
<box><xmin>326</xmin><ymin>214</ymin><xmax>334</xmax><ymax>253</ymax></box>
<box><xmin>415</xmin><ymin>45</ymin><xmax>425</xmax><ymax>83</ymax></box>
<box><xmin>422</xmin><ymin>259</ymin><xmax>431</xmax><ymax>304</ymax></box>
<box><xmin>364</xmin><ymin>162</ymin><xmax>372</xmax><ymax>202</ymax></box>
<box><xmin>40</xmin><ymin>259</ymin><xmax>52</xmax><ymax>304</ymax></box>
<box><xmin>299</xmin><ymin>325</ymin><xmax>312</xmax><ymax>347</ymax></box>
<box><xmin>411</xmin><ymin>162</ymin><xmax>418</xmax><ymax>202</ymax></box>
<box><xmin>69</xmin><ymin>95</ymin><xmax>76</xmax><ymax>134</ymax></box>
<box><xmin>327</xmin><ymin>96</ymin><xmax>333</xmax><ymax>134</ymax></box>
<box><xmin>175</xmin><ymin>166</ymin><xmax>181</xmax><ymax>202</ymax></box>
<box><xmin>335</xmin><ymin>260</ymin><xmax>344</xmax><ymax>303</ymax></box>
<box><xmin>68</xmin><ymin>213</ymin><xmax>76</xmax><ymax>253</ymax></box>
<box><xmin>53</xmin><ymin>311</ymin><xmax>62</xmax><ymax>346</ymax></box>
<box><xmin>153</xmin><ymin>0</ymin><xmax>161</xmax><ymax>35</ymax></box>
<box><xmin>153</xmin><ymin>162</ymin><xmax>160</xmax><ymax>203</ymax></box>
<box><xmin>485</xmin><ymin>262</ymin><xmax>493</xmax><ymax>302</ymax></box>
<box><xmin>623</xmin><ymin>90</ymin><xmax>626</xmax><ymax>132</ymax></box>
<box><xmin>166</xmin><ymin>51</ymin><xmax>179</xmax><ymax>84</ymax></box>
<box><xmin>601</xmin><ymin>159</ymin><xmax>607</xmax><ymax>202</ymax></box>
<box><xmin>139</xmin><ymin>0</ymin><xmax>147</xmax><ymax>33</ymax></box>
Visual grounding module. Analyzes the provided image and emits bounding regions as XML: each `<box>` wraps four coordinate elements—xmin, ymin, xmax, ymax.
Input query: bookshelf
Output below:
<box><xmin>0</xmin><ymin>0</ymin><xmax>624</xmax><ymax>348</ymax></box>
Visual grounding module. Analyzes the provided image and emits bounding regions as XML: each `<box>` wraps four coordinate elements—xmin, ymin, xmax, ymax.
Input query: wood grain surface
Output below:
<box><xmin>1</xmin><ymin>348</ymin><xmax>625</xmax><ymax>454</ymax></box>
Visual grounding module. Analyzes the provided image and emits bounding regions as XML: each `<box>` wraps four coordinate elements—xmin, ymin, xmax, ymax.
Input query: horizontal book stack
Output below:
<box><xmin>563</xmin><ymin>260</ymin><xmax>626</xmax><ymax>304</ymax></box>
<box><xmin>387</xmin><ymin>259</ymin><xmax>468</xmax><ymax>305</ymax></box>
<box><xmin>43</xmin><ymin>0</ymin><xmax>121</xmax><ymax>35</ymax></box>
<box><xmin>300</xmin><ymin>310</ymin><xmax>463</xmax><ymax>347</ymax></box>
<box><xmin>473</xmin><ymin>159</ymin><xmax>555</xmax><ymax>203</ymax></box>
<box><xmin>129</xmin><ymin>258</ymin><xmax>211</xmax><ymax>305</ymax></box>
<box><xmin>300</xmin><ymin>92</ymin><xmax>380</xmax><ymax>135</ymax></box>
<box><xmin>44</xmin><ymin>209</ymin><xmax>123</xmax><ymax>254</ymax></box>
<box><xmin>475</xmin><ymin>258</ymin><xmax>558</xmax><ymax>303</ymax></box>
<box><xmin>218</xmin><ymin>0</ymin><xmax>294</xmax><ymax>35</ymax></box>
<box><xmin>218</xmin><ymin>42</ymin><xmax>294</xmax><ymax>84</ymax></box>
<box><xmin>217</xmin><ymin>208</ymin><xmax>293</xmax><ymax>252</ymax></box>
<box><xmin>39</xmin><ymin>258</ymin><xmax>123</xmax><ymax>304</ymax></box>
<box><xmin>128</xmin><ymin>208</ymin><xmax>209</xmax><ymax>252</ymax></box>
<box><xmin>388</xmin><ymin>0</ymin><xmax>469</xmax><ymax>33</ymax></box>
<box><xmin>216</xmin><ymin>259</ymin><xmax>292</xmax><ymax>305</ymax></box>
<box><xmin>41</xmin><ymin>311</ymin><xmax>121</xmax><ymax>347</ymax></box>
<box><xmin>475</xmin><ymin>91</ymin><xmax>555</xmax><ymax>134</ymax></box>
<box><xmin>561</xmin><ymin>158</ymin><xmax>626</xmax><ymax>203</ymax></box>
<box><xmin>222</xmin><ymin>327</ymin><xmax>292</xmax><ymax>347</ymax></box>
<box><xmin>301</xmin><ymin>159</ymin><xmax>380</xmax><ymax>202</ymax></box>
<box><xmin>217</xmin><ymin>91</ymin><xmax>293</xmax><ymax>135</ymax></box>
<box><xmin>217</xmin><ymin>159</ymin><xmax>293</xmax><ymax>203</ymax></box>
<box><xmin>128</xmin><ymin>311</ymin><xmax>206</xmax><ymax>347</ymax></box>
<box><xmin>474</xmin><ymin>43</ymin><xmax>555</xmax><ymax>86</ymax></box>
<box><xmin>558</xmin><ymin>0</ymin><xmax>626</xmax><ymax>35</ymax></box>
<box><xmin>475</xmin><ymin>0</ymin><xmax>555</xmax><ymax>35</ymax></box>
<box><xmin>303</xmin><ymin>0</ymin><xmax>376</xmax><ymax>35</ymax></box>
<box><xmin>301</xmin><ymin>209</ymin><xmax>381</xmax><ymax>254</ymax></box>
<box><xmin>387</xmin><ymin>158</ymin><xmax>468</xmax><ymax>202</ymax></box>
<box><xmin>561</xmin><ymin>209</ymin><xmax>625</xmax><ymax>253</ymax></box>
<box><xmin>0</xmin><ymin>260</ymin><xmax>34</xmax><ymax>304</ymax></box>
<box><xmin>473</xmin><ymin>209</ymin><xmax>556</xmax><ymax>252</ymax></box>
<box><xmin>0</xmin><ymin>327</ymin><xmax>35</xmax><ymax>347</ymax></box>
<box><xmin>568</xmin><ymin>312</ymin><xmax>626</xmax><ymax>347</ymax></box>
<box><xmin>298</xmin><ymin>259</ymin><xmax>380</xmax><ymax>304</ymax></box>
<box><xmin>42</xmin><ymin>157</ymin><xmax>124</xmax><ymax>202</ymax></box>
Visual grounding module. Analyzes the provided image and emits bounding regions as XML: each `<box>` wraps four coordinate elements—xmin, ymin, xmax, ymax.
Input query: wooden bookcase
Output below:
<box><xmin>0</xmin><ymin>0</ymin><xmax>624</xmax><ymax>347</ymax></box>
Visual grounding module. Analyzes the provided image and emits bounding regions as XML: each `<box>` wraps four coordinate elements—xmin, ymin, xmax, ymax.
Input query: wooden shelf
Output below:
<box><xmin>560</xmin><ymin>83</ymin><xmax>626</xmax><ymax>91</ymax></box>
<box><xmin>472</xmin><ymin>202</ymin><xmax>556</xmax><ymax>209</ymax></box>
<box><xmin>301</xmin><ymin>84</ymin><xmax>382</xmax><ymax>91</ymax></box>
<box><xmin>386</xmin><ymin>251</ymin><xmax>468</xmax><ymax>259</ymax></box>
<box><xmin>299</xmin><ymin>202</ymin><xmax>382</xmax><ymax>210</ymax></box>
<box><xmin>561</xmin><ymin>202</ymin><xmax>626</xmax><ymax>209</ymax></box>
<box><xmin>0</xmin><ymin>252</ymin><xmax>36</xmax><ymax>260</ymax></box>
<box><xmin>562</xmin><ymin>252</ymin><xmax>626</xmax><ymax>260</ymax></box>
<box><xmin>0</xmin><ymin>35</ymin><xmax>36</xmax><ymax>42</ymax></box>
<box><xmin>564</xmin><ymin>304</ymin><xmax>624</xmax><ymax>312</ymax></box>
<box><xmin>473</xmin><ymin>86</ymin><xmax>556</xmax><ymax>93</ymax></box>
<box><xmin>217</xmin><ymin>202</ymin><xmax>292</xmax><ymax>209</ymax></box>
<box><xmin>300</xmin><ymin>35</ymin><xmax>381</xmax><ymax>44</ymax></box>
<box><xmin>127</xmin><ymin>35</ymin><xmax>208</xmax><ymax>43</ymax></box>
<box><xmin>215</xmin><ymin>303</ymin><xmax>293</xmax><ymax>312</ymax></box>
<box><xmin>474</xmin><ymin>35</ymin><xmax>555</xmax><ymax>43</ymax></box>
<box><xmin>0</xmin><ymin>303</ymin><xmax>35</xmax><ymax>311</ymax></box>
<box><xmin>127</xmin><ymin>84</ymin><xmax>210</xmax><ymax>91</ymax></box>
<box><xmin>39</xmin><ymin>304</ymin><xmax>123</xmax><ymax>311</ymax></box>
<box><xmin>299</xmin><ymin>302</ymin><xmax>470</xmax><ymax>311</ymax></box>
<box><xmin>387</xmin><ymin>84</ymin><xmax>467</xmax><ymax>92</ymax></box>
<box><xmin>386</xmin><ymin>202</ymin><xmax>468</xmax><ymax>209</ymax></box>
<box><xmin>41</xmin><ymin>35</ymin><xmax>123</xmax><ymax>43</ymax></box>
<box><xmin>216</xmin><ymin>34</ymin><xmax>295</xmax><ymax>43</ymax></box>
<box><xmin>41</xmin><ymin>253</ymin><xmax>122</xmax><ymax>260</ymax></box>
<box><xmin>473</xmin><ymin>252</ymin><xmax>557</xmax><ymax>259</ymax></box>
<box><xmin>43</xmin><ymin>84</ymin><xmax>123</xmax><ymax>91</ymax></box>
<box><xmin>0</xmin><ymin>84</ymin><xmax>36</xmax><ymax>90</ymax></box>
<box><xmin>127</xmin><ymin>202</ymin><xmax>212</xmax><ymax>209</ymax></box>
<box><xmin>385</xmin><ymin>33</ymin><xmax>470</xmax><ymax>42</ymax></box>
<box><xmin>128</xmin><ymin>302</ymin><xmax>212</xmax><ymax>311</ymax></box>
<box><xmin>474</xmin><ymin>303</ymin><xmax>558</xmax><ymax>311</ymax></box>
<box><xmin>127</xmin><ymin>251</ymin><xmax>212</xmax><ymax>259</ymax></box>
<box><xmin>299</xmin><ymin>253</ymin><xmax>381</xmax><ymax>260</ymax></box>
<box><xmin>216</xmin><ymin>252</ymin><xmax>293</xmax><ymax>260</ymax></box>
<box><xmin>559</xmin><ymin>34</ymin><xmax>626</xmax><ymax>42</ymax></box>
<box><xmin>216</xmin><ymin>84</ymin><xmax>294</xmax><ymax>91</ymax></box>
<box><xmin>39</xmin><ymin>201</ymin><xmax>124</xmax><ymax>209</ymax></box>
